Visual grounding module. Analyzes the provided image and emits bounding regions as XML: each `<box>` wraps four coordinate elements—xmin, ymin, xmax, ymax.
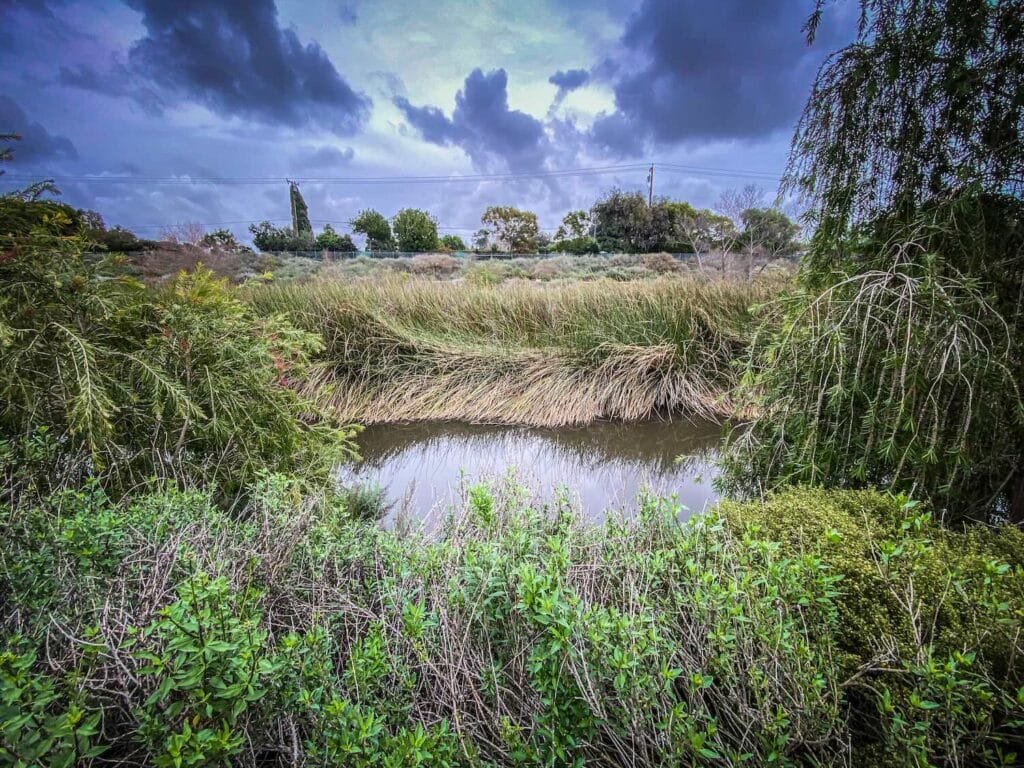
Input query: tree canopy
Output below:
<box><xmin>392</xmin><ymin>208</ymin><xmax>440</xmax><ymax>252</ymax></box>
<box><xmin>788</xmin><ymin>0</ymin><xmax>1024</xmax><ymax>252</ymax></box>
<box><xmin>350</xmin><ymin>209</ymin><xmax>393</xmax><ymax>251</ymax></box>
<box><xmin>439</xmin><ymin>234</ymin><xmax>467</xmax><ymax>251</ymax></box>
<box><xmin>480</xmin><ymin>206</ymin><xmax>539</xmax><ymax>253</ymax></box>
<box><xmin>315</xmin><ymin>224</ymin><xmax>356</xmax><ymax>252</ymax></box>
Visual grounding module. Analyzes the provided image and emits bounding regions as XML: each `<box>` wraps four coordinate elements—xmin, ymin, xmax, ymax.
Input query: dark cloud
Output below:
<box><xmin>123</xmin><ymin>0</ymin><xmax>370</xmax><ymax>134</ymax></box>
<box><xmin>58</xmin><ymin>61</ymin><xmax>165</xmax><ymax>115</ymax></box>
<box><xmin>590</xmin><ymin>0</ymin><xmax>849</xmax><ymax>156</ymax></box>
<box><xmin>548</xmin><ymin>68</ymin><xmax>589</xmax><ymax>109</ymax></box>
<box><xmin>0</xmin><ymin>0</ymin><xmax>67</xmax><ymax>17</ymax></box>
<box><xmin>395</xmin><ymin>68</ymin><xmax>548</xmax><ymax>172</ymax></box>
<box><xmin>549</xmin><ymin>68</ymin><xmax>589</xmax><ymax>92</ymax></box>
<box><xmin>0</xmin><ymin>96</ymin><xmax>78</xmax><ymax>162</ymax></box>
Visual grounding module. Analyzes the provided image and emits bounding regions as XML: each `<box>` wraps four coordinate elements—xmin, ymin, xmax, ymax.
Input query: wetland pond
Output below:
<box><xmin>341</xmin><ymin>419</ymin><xmax>725</xmax><ymax>530</ymax></box>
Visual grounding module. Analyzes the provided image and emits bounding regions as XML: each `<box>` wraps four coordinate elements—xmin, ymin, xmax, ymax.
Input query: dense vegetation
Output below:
<box><xmin>3</xmin><ymin>476</ymin><xmax>1022</xmax><ymax>767</ymax></box>
<box><xmin>3</xmin><ymin>1</ymin><xmax>1023</xmax><ymax>764</ymax></box>
<box><xmin>0</xmin><ymin>212</ymin><xmax>357</xmax><ymax>497</ymax></box>
<box><xmin>727</xmin><ymin>0</ymin><xmax>1024</xmax><ymax>522</ymax></box>
<box><xmin>244</xmin><ymin>276</ymin><xmax>770</xmax><ymax>426</ymax></box>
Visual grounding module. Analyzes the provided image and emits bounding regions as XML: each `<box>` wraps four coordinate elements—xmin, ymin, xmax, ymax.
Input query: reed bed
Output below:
<box><xmin>244</xmin><ymin>276</ymin><xmax>777</xmax><ymax>426</ymax></box>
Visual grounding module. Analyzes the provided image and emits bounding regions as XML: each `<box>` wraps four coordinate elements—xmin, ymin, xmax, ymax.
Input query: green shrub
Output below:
<box><xmin>721</xmin><ymin>487</ymin><xmax>1024</xmax><ymax>764</ymax></box>
<box><xmin>0</xmin><ymin>638</ymin><xmax>104</xmax><ymax>768</ymax></box>
<box><xmin>1</xmin><ymin>480</ymin><xmax>1021</xmax><ymax>766</ymax></box>
<box><xmin>0</xmin><ymin>217</ymin><xmax>357</xmax><ymax>496</ymax></box>
<box><xmin>133</xmin><ymin>574</ymin><xmax>282</xmax><ymax>767</ymax></box>
<box><xmin>338</xmin><ymin>480</ymin><xmax>389</xmax><ymax>521</ymax></box>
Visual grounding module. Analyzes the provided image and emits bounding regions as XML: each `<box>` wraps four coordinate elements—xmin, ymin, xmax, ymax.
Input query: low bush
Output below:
<box><xmin>2</xmin><ymin>481</ymin><xmax>1020</xmax><ymax>766</ymax></box>
<box><xmin>643</xmin><ymin>252</ymin><xmax>680</xmax><ymax>274</ymax></box>
<box><xmin>337</xmin><ymin>479</ymin><xmax>389</xmax><ymax>520</ymax></box>
<box><xmin>408</xmin><ymin>253</ymin><xmax>460</xmax><ymax>277</ymax></box>
<box><xmin>0</xmin><ymin>217</ymin><xmax>357</xmax><ymax>497</ymax></box>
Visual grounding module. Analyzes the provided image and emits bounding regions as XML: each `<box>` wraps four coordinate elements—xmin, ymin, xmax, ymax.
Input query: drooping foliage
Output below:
<box><xmin>0</xmin><ymin>214</ymin><xmax>356</xmax><ymax>496</ymax></box>
<box><xmin>732</xmin><ymin>0</ymin><xmax>1024</xmax><ymax>520</ymax></box>
<box><xmin>726</xmin><ymin>205</ymin><xmax>1022</xmax><ymax>519</ymax></box>
<box><xmin>789</xmin><ymin>0</ymin><xmax>1024</xmax><ymax>255</ymax></box>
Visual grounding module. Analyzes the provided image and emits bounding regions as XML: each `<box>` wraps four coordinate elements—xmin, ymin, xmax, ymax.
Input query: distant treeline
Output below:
<box><xmin>247</xmin><ymin>184</ymin><xmax>802</xmax><ymax>263</ymax></box>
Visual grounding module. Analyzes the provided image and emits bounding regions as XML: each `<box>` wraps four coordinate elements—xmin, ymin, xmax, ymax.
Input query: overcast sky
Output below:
<box><xmin>0</xmin><ymin>0</ymin><xmax>853</xmax><ymax>244</ymax></box>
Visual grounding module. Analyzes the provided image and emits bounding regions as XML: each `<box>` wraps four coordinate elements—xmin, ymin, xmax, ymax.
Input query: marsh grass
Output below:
<box><xmin>244</xmin><ymin>276</ymin><xmax>776</xmax><ymax>426</ymax></box>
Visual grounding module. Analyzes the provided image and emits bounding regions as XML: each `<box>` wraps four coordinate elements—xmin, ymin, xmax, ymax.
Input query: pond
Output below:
<box><xmin>340</xmin><ymin>419</ymin><xmax>725</xmax><ymax>530</ymax></box>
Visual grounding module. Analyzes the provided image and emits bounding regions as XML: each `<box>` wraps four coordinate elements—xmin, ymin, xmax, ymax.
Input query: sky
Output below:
<box><xmin>0</xmin><ymin>0</ymin><xmax>854</xmax><ymax>245</ymax></box>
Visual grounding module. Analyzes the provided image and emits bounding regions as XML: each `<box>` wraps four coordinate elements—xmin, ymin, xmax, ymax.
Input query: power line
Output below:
<box><xmin>0</xmin><ymin>163</ymin><xmax>651</xmax><ymax>186</ymax></box>
<box><xmin>0</xmin><ymin>161</ymin><xmax>783</xmax><ymax>187</ymax></box>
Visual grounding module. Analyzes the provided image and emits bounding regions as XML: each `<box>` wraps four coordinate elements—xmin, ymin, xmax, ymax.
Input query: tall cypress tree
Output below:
<box><xmin>289</xmin><ymin>181</ymin><xmax>313</xmax><ymax>236</ymax></box>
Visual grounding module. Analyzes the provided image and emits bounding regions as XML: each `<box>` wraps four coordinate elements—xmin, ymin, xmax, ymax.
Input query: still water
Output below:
<box><xmin>341</xmin><ymin>419</ymin><xmax>724</xmax><ymax>529</ymax></box>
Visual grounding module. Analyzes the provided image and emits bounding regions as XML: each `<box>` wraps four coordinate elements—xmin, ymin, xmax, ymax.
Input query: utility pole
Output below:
<box><xmin>647</xmin><ymin>164</ymin><xmax>654</xmax><ymax>207</ymax></box>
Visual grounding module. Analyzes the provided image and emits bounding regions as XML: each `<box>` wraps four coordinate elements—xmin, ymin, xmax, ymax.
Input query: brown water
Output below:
<box><xmin>341</xmin><ymin>419</ymin><xmax>724</xmax><ymax>529</ymax></box>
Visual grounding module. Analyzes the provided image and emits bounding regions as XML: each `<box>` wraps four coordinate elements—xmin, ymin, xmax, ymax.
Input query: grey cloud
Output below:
<box><xmin>338</xmin><ymin>3</ymin><xmax>357</xmax><ymax>25</ymax></box>
<box><xmin>590</xmin><ymin>0</ymin><xmax>850</xmax><ymax>156</ymax></box>
<box><xmin>58</xmin><ymin>60</ymin><xmax>165</xmax><ymax>115</ymax></box>
<box><xmin>295</xmin><ymin>144</ymin><xmax>355</xmax><ymax>169</ymax></box>
<box><xmin>123</xmin><ymin>0</ymin><xmax>371</xmax><ymax>134</ymax></box>
<box><xmin>549</xmin><ymin>68</ymin><xmax>589</xmax><ymax>92</ymax></box>
<box><xmin>395</xmin><ymin>68</ymin><xmax>548</xmax><ymax>172</ymax></box>
<box><xmin>0</xmin><ymin>96</ymin><xmax>78</xmax><ymax>162</ymax></box>
<box><xmin>548</xmin><ymin>68</ymin><xmax>589</xmax><ymax>109</ymax></box>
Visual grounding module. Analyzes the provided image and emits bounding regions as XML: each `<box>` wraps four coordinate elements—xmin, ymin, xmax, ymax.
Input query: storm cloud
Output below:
<box><xmin>590</xmin><ymin>0</ymin><xmax>846</xmax><ymax>155</ymax></box>
<box><xmin>548</xmin><ymin>68</ymin><xmax>590</xmax><ymax>109</ymax></box>
<box><xmin>396</xmin><ymin>68</ymin><xmax>549</xmax><ymax>172</ymax></box>
<box><xmin>0</xmin><ymin>96</ymin><xmax>77</xmax><ymax>163</ymax></box>
<box><xmin>58</xmin><ymin>60</ymin><xmax>165</xmax><ymax>115</ymax></box>
<box><xmin>123</xmin><ymin>0</ymin><xmax>371</xmax><ymax>134</ymax></box>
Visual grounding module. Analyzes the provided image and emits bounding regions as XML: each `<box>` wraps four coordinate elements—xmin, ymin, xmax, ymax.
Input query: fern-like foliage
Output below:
<box><xmin>0</xmin><ymin>208</ymin><xmax>358</xmax><ymax>497</ymax></box>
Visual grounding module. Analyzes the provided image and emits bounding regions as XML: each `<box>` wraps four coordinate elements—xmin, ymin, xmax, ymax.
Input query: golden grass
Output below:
<box><xmin>244</xmin><ymin>275</ymin><xmax>780</xmax><ymax>426</ymax></box>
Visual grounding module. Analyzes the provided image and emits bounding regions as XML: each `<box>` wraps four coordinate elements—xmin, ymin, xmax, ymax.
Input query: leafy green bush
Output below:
<box><xmin>0</xmin><ymin>638</ymin><xmax>103</xmax><ymax>768</ymax></box>
<box><xmin>2</xmin><ymin>479</ymin><xmax>1020</xmax><ymax>766</ymax></box>
<box><xmin>721</xmin><ymin>487</ymin><xmax>1024</xmax><ymax>764</ymax></box>
<box><xmin>0</xmin><ymin>216</ymin><xmax>357</xmax><ymax>495</ymax></box>
<box><xmin>134</xmin><ymin>574</ymin><xmax>283</xmax><ymax>768</ymax></box>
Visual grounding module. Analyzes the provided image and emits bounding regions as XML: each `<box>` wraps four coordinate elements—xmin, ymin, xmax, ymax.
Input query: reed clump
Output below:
<box><xmin>244</xmin><ymin>276</ymin><xmax>776</xmax><ymax>426</ymax></box>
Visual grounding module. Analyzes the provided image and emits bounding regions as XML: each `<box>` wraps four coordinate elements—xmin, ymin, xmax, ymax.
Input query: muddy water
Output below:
<box><xmin>341</xmin><ymin>419</ymin><xmax>724</xmax><ymax>529</ymax></box>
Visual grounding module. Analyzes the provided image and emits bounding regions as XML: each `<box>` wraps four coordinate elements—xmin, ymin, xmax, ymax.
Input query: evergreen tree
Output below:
<box><xmin>289</xmin><ymin>181</ymin><xmax>313</xmax><ymax>236</ymax></box>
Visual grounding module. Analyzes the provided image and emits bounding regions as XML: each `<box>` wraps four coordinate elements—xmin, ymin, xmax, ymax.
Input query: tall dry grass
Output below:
<box><xmin>243</xmin><ymin>276</ymin><xmax>778</xmax><ymax>426</ymax></box>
